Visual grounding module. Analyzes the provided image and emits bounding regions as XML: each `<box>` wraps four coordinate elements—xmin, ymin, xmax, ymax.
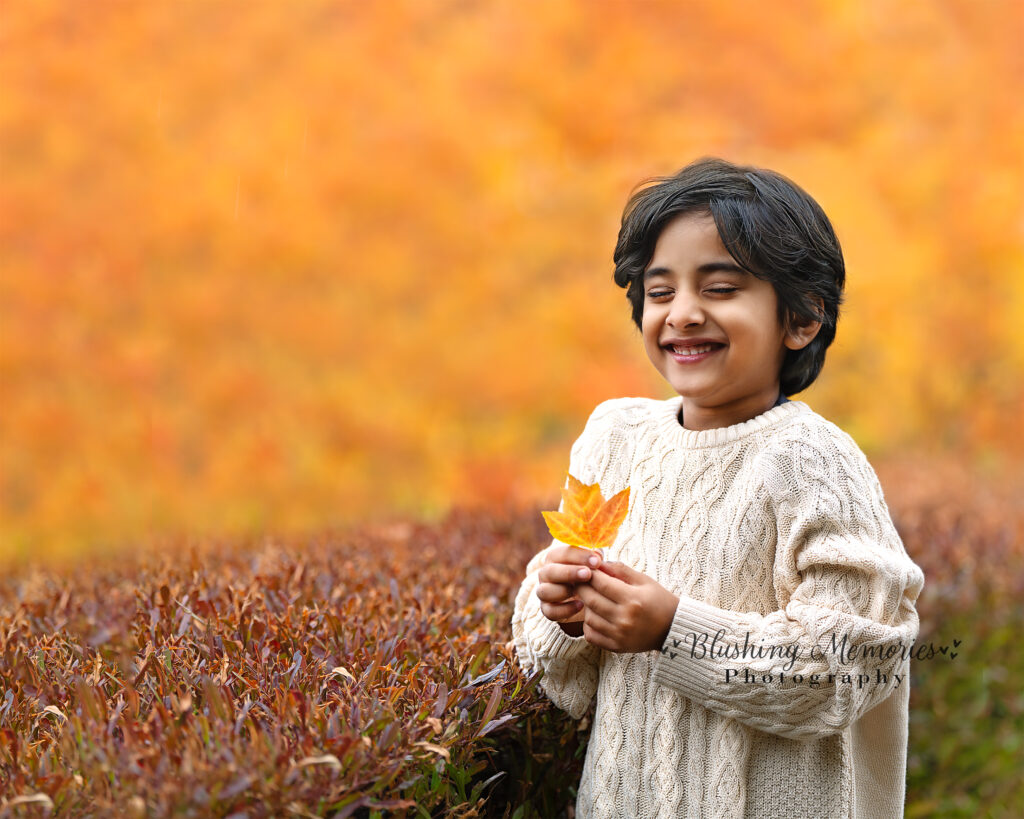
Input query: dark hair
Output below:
<box><xmin>612</xmin><ymin>157</ymin><xmax>845</xmax><ymax>396</ymax></box>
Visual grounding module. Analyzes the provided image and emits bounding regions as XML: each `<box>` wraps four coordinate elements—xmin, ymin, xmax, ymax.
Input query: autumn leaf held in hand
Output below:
<box><xmin>542</xmin><ymin>473</ymin><xmax>630</xmax><ymax>551</ymax></box>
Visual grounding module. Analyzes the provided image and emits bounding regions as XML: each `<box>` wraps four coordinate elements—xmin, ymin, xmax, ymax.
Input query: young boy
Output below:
<box><xmin>511</xmin><ymin>158</ymin><xmax>925</xmax><ymax>819</ymax></box>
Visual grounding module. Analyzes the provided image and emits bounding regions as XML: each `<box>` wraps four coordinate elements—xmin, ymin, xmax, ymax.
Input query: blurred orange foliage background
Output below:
<box><xmin>2</xmin><ymin>1</ymin><xmax>1022</xmax><ymax>566</ymax></box>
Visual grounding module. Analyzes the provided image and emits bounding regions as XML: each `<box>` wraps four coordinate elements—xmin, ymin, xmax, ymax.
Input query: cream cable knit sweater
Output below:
<box><xmin>511</xmin><ymin>396</ymin><xmax>925</xmax><ymax>819</ymax></box>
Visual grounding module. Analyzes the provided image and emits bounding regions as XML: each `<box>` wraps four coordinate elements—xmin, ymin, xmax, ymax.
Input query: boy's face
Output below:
<box><xmin>641</xmin><ymin>212</ymin><xmax>816</xmax><ymax>431</ymax></box>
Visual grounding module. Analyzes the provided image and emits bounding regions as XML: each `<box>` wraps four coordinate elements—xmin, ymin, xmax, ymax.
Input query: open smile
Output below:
<box><xmin>664</xmin><ymin>342</ymin><xmax>725</xmax><ymax>363</ymax></box>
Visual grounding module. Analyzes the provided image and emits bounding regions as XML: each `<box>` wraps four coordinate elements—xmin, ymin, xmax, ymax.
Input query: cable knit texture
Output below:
<box><xmin>511</xmin><ymin>396</ymin><xmax>925</xmax><ymax>819</ymax></box>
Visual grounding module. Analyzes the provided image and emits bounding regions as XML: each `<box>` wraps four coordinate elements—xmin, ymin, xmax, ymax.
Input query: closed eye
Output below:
<box><xmin>646</xmin><ymin>287</ymin><xmax>738</xmax><ymax>299</ymax></box>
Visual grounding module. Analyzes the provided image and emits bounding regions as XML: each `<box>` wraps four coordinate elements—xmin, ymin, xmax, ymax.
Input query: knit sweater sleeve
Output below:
<box><xmin>510</xmin><ymin>400</ymin><xmax>626</xmax><ymax>720</ymax></box>
<box><xmin>651</xmin><ymin>426</ymin><xmax>926</xmax><ymax>741</ymax></box>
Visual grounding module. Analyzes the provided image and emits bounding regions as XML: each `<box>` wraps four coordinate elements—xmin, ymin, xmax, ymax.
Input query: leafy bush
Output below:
<box><xmin>1</xmin><ymin>458</ymin><xmax>1022</xmax><ymax>816</ymax></box>
<box><xmin>890</xmin><ymin>460</ymin><xmax>1024</xmax><ymax>818</ymax></box>
<box><xmin>0</xmin><ymin>508</ymin><xmax>584</xmax><ymax>817</ymax></box>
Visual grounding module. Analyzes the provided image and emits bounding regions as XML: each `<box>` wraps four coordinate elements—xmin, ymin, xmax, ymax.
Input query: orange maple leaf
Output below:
<box><xmin>541</xmin><ymin>473</ymin><xmax>630</xmax><ymax>551</ymax></box>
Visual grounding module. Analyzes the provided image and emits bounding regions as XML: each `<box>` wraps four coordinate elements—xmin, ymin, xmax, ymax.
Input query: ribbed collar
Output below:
<box><xmin>653</xmin><ymin>394</ymin><xmax>809</xmax><ymax>449</ymax></box>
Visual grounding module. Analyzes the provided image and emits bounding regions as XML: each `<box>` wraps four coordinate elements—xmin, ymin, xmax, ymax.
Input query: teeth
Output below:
<box><xmin>672</xmin><ymin>344</ymin><xmax>716</xmax><ymax>356</ymax></box>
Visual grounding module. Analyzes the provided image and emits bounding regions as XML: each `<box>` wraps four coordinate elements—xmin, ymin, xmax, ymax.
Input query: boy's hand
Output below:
<box><xmin>535</xmin><ymin>545</ymin><xmax>604</xmax><ymax>626</ymax></box>
<box><xmin>575</xmin><ymin>561</ymin><xmax>680</xmax><ymax>653</ymax></box>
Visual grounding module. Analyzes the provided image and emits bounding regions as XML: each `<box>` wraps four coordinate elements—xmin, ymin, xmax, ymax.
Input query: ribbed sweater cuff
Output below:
<box><xmin>531</xmin><ymin>612</ymin><xmax>592</xmax><ymax>661</ymax></box>
<box><xmin>652</xmin><ymin>595</ymin><xmax>745</xmax><ymax>699</ymax></box>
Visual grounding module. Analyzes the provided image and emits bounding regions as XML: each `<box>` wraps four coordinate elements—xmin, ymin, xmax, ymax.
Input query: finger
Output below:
<box><xmin>586</xmin><ymin>564</ymin><xmax>633</xmax><ymax>604</ymax></box>
<box><xmin>574</xmin><ymin>582</ymin><xmax>619</xmax><ymax>620</ymax></box>
<box><xmin>596</xmin><ymin>560</ymin><xmax>643</xmax><ymax>583</ymax></box>
<box><xmin>546</xmin><ymin>545</ymin><xmax>604</xmax><ymax>568</ymax></box>
<box><xmin>582</xmin><ymin>623</ymin><xmax>614</xmax><ymax>652</ymax></box>
<box><xmin>583</xmin><ymin>604</ymin><xmax>617</xmax><ymax>636</ymax></box>
<box><xmin>581</xmin><ymin>609</ymin><xmax>620</xmax><ymax>649</ymax></box>
<box><xmin>539</xmin><ymin>563</ymin><xmax>597</xmax><ymax>586</ymax></box>
<box><xmin>541</xmin><ymin>598</ymin><xmax>584</xmax><ymax>622</ymax></box>
<box><xmin>535</xmin><ymin>581</ymin><xmax>577</xmax><ymax>604</ymax></box>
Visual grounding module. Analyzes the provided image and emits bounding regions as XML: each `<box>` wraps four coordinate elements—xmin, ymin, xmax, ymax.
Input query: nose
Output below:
<box><xmin>666</xmin><ymin>289</ymin><xmax>705</xmax><ymax>328</ymax></box>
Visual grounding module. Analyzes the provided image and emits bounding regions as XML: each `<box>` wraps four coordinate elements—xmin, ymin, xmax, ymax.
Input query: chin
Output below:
<box><xmin>668</xmin><ymin>380</ymin><xmax>712</xmax><ymax>397</ymax></box>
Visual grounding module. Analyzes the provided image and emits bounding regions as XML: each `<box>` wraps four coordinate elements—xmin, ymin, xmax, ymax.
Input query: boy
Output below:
<box><xmin>511</xmin><ymin>157</ymin><xmax>925</xmax><ymax>819</ymax></box>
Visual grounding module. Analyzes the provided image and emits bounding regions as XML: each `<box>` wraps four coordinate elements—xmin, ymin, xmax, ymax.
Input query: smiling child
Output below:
<box><xmin>511</xmin><ymin>157</ymin><xmax>926</xmax><ymax>819</ymax></box>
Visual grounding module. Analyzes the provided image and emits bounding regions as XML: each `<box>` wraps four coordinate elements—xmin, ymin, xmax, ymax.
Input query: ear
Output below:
<box><xmin>783</xmin><ymin>297</ymin><xmax>824</xmax><ymax>351</ymax></box>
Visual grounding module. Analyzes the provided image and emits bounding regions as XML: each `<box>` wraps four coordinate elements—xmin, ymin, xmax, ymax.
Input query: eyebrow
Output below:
<box><xmin>643</xmin><ymin>261</ymin><xmax>748</xmax><ymax>281</ymax></box>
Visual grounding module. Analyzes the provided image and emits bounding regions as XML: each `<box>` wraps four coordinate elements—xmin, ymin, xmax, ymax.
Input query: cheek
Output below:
<box><xmin>641</xmin><ymin>318</ymin><xmax>665</xmax><ymax>360</ymax></box>
<box><xmin>736</xmin><ymin>308</ymin><xmax>783</xmax><ymax>343</ymax></box>
<box><xmin>641</xmin><ymin>310</ymin><xmax>659</xmax><ymax>340</ymax></box>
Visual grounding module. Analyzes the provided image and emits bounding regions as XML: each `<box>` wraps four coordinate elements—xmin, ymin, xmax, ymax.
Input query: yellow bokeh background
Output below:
<box><xmin>2</xmin><ymin>1</ymin><xmax>1022</xmax><ymax>566</ymax></box>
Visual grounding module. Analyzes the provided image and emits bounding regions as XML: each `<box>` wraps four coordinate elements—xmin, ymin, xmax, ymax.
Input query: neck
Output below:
<box><xmin>678</xmin><ymin>389</ymin><xmax>786</xmax><ymax>431</ymax></box>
